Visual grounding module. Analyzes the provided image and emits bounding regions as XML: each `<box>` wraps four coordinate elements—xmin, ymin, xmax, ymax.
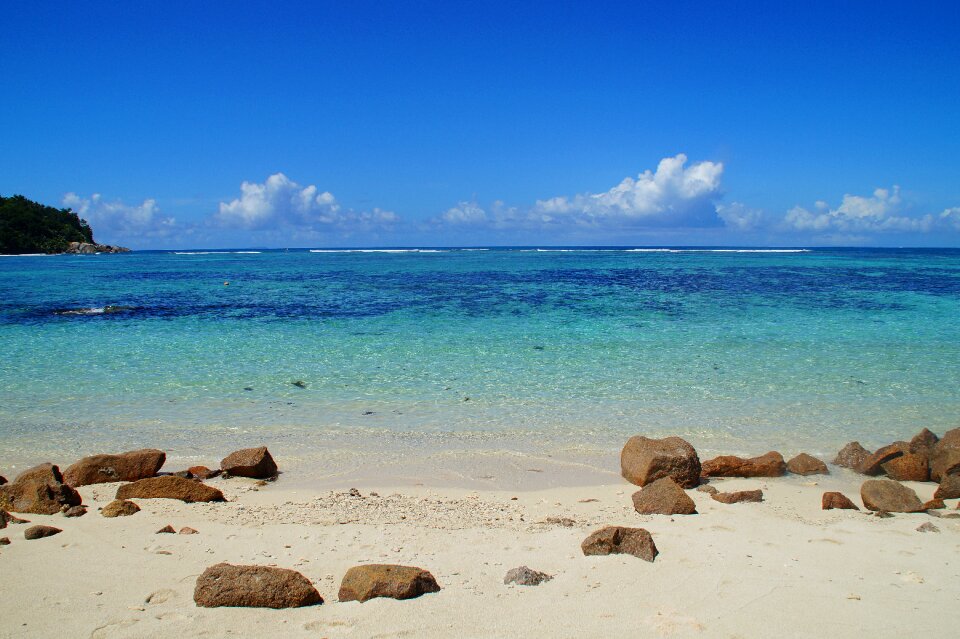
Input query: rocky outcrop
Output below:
<box><xmin>701</xmin><ymin>452</ymin><xmax>786</xmax><ymax>478</ymax></box>
<box><xmin>220</xmin><ymin>447</ymin><xmax>278</xmax><ymax>479</ymax></box>
<box><xmin>620</xmin><ymin>436</ymin><xmax>701</xmax><ymax>488</ymax></box>
<box><xmin>711</xmin><ymin>489</ymin><xmax>764</xmax><ymax>504</ymax></box>
<box><xmin>581</xmin><ymin>526</ymin><xmax>658</xmax><ymax>562</ymax></box>
<box><xmin>930</xmin><ymin>428</ymin><xmax>960</xmax><ymax>482</ymax></box>
<box><xmin>63</xmin><ymin>449</ymin><xmax>166</xmax><ymax>487</ymax></box>
<box><xmin>24</xmin><ymin>525</ymin><xmax>62</xmax><ymax>540</ymax></box>
<box><xmin>338</xmin><ymin>564</ymin><xmax>441</xmax><ymax>602</ymax></box>
<box><xmin>860</xmin><ymin>479</ymin><xmax>924</xmax><ymax>512</ymax></box>
<box><xmin>857</xmin><ymin>442</ymin><xmax>909</xmax><ymax>475</ymax></box>
<box><xmin>115</xmin><ymin>476</ymin><xmax>225</xmax><ymax>503</ymax></box>
<box><xmin>822</xmin><ymin>492</ymin><xmax>859</xmax><ymax>510</ymax></box>
<box><xmin>881</xmin><ymin>453</ymin><xmax>929</xmax><ymax>482</ymax></box>
<box><xmin>0</xmin><ymin>464</ymin><xmax>82</xmax><ymax>514</ymax></box>
<box><xmin>64</xmin><ymin>241</ymin><xmax>130</xmax><ymax>254</ymax></box>
<box><xmin>787</xmin><ymin>453</ymin><xmax>829</xmax><ymax>476</ymax></box>
<box><xmin>101</xmin><ymin>499</ymin><xmax>140</xmax><ymax>517</ymax></box>
<box><xmin>503</xmin><ymin>566</ymin><xmax>553</xmax><ymax>586</ymax></box>
<box><xmin>631</xmin><ymin>477</ymin><xmax>697</xmax><ymax>515</ymax></box>
<box><xmin>194</xmin><ymin>563</ymin><xmax>323</xmax><ymax>608</ymax></box>
<box><xmin>833</xmin><ymin>442</ymin><xmax>871</xmax><ymax>469</ymax></box>
<box><xmin>934</xmin><ymin>474</ymin><xmax>960</xmax><ymax>499</ymax></box>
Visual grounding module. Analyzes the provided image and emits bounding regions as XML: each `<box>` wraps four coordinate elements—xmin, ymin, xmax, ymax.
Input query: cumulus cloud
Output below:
<box><xmin>62</xmin><ymin>192</ymin><xmax>176</xmax><ymax>239</ymax></box>
<box><xmin>783</xmin><ymin>186</ymin><xmax>935</xmax><ymax>233</ymax></box>
<box><xmin>215</xmin><ymin>173</ymin><xmax>397</xmax><ymax>231</ymax></box>
<box><xmin>716</xmin><ymin>202</ymin><xmax>766</xmax><ymax>231</ymax></box>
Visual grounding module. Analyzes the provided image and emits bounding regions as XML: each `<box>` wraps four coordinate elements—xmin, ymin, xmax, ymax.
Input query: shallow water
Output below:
<box><xmin>1</xmin><ymin>247</ymin><xmax>958</xmax><ymax>485</ymax></box>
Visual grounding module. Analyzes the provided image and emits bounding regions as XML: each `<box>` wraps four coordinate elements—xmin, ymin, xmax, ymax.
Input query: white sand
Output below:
<box><xmin>1</xmin><ymin>470</ymin><xmax>958</xmax><ymax>638</ymax></box>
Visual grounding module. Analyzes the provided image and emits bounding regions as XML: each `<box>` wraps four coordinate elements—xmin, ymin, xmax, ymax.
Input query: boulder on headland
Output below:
<box><xmin>63</xmin><ymin>449</ymin><xmax>166</xmax><ymax>487</ymax></box>
<box><xmin>0</xmin><ymin>463</ymin><xmax>82</xmax><ymax>515</ymax></box>
<box><xmin>934</xmin><ymin>474</ymin><xmax>960</xmax><ymax>499</ymax></box>
<box><xmin>102</xmin><ymin>499</ymin><xmax>140</xmax><ymax>517</ymax></box>
<box><xmin>787</xmin><ymin>453</ymin><xmax>829</xmax><ymax>476</ymax></box>
<box><xmin>64</xmin><ymin>241</ymin><xmax>130</xmax><ymax>254</ymax></box>
<box><xmin>833</xmin><ymin>442</ymin><xmax>871</xmax><ymax>469</ymax></box>
<box><xmin>187</xmin><ymin>466</ymin><xmax>220</xmax><ymax>480</ymax></box>
<box><xmin>822</xmin><ymin>491</ymin><xmax>859</xmax><ymax>510</ymax></box>
<box><xmin>194</xmin><ymin>563</ymin><xmax>323</xmax><ymax>608</ymax></box>
<box><xmin>631</xmin><ymin>477</ymin><xmax>697</xmax><ymax>515</ymax></box>
<box><xmin>503</xmin><ymin>566</ymin><xmax>553</xmax><ymax>586</ymax></box>
<box><xmin>711</xmin><ymin>489</ymin><xmax>764</xmax><ymax>504</ymax></box>
<box><xmin>620</xmin><ymin>436</ymin><xmax>701</xmax><ymax>488</ymax></box>
<box><xmin>220</xmin><ymin>446</ymin><xmax>278</xmax><ymax>479</ymax></box>
<box><xmin>856</xmin><ymin>442</ymin><xmax>910</xmax><ymax>475</ymax></box>
<box><xmin>24</xmin><ymin>525</ymin><xmax>61</xmax><ymax>540</ymax></box>
<box><xmin>338</xmin><ymin>564</ymin><xmax>441</xmax><ymax>602</ymax></box>
<box><xmin>581</xmin><ymin>526</ymin><xmax>658</xmax><ymax>562</ymax></box>
<box><xmin>881</xmin><ymin>453</ymin><xmax>929</xmax><ymax>482</ymax></box>
<box><xmin>930</xmin><ymin>428</ymin><xmax>960</xmax><ymax>482</ymax></box>
<box><xmin>701</xmin><ymin>452</ymin><xmax>786</xmax><ymax>478</ymax></box>
<box><xmin>115</xmin><ymin>476</ymin><xmax>225</xmax><ymax>503</ymax></box>
<box><xmin>1</xmin><ymin>510</ymin><xmax>30</xmax><ymax>528</ymax></box>
<box><xmin>909</xmin><ymin>428</ymin><xmax>939</xmax><ymax>457</ymax></box>
<box><xmin>860</xmin><ymin>479</ymin><xmax>924</xmax><ymax>513</ymax></box>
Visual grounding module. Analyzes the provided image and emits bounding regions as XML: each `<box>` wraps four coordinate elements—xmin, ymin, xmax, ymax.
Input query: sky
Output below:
<box><xmin>2</xmin><ymin>1</ymin><xmax>959</xmax><ymax>249</ymax></box>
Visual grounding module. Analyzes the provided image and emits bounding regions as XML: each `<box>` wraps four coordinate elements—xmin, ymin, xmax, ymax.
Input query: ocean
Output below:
<box><xmin>1</xmin><ymin>247</ymin><xmax>958</xmax><ymax>487</ymax></box>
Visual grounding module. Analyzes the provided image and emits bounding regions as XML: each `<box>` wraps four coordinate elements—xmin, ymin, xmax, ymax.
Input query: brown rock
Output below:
<box><xmin>102</xmin><ymin>499</ymin><xmax>140</xmax><ymax>517</ymax></box>
<box><xmin>701</xmin><ymin>452</ymin><xmax>786</xmax><ymax>478</ymax></box>
<box><xmin>187</xmin><ymin>466</ymin><xmax>220</xmax><ymax>480</ymax></box>
<box><xmin>631</xmin><ymin>477</ymin><xmax>697</xmax><ymax>515</ymax></box>
<box><xmin>220</xmin><ymin>446</ymin><xmax>278</xmax><ymax>479</ymax></box>
<box><xmin>620</xmin><ymin>436</ymin><xmax>701</xmax><ymax>488</ymax></box>
<box><xmin>860</xmin><ymin>479</ymin><xmax>924</xmax><ymax>512</ymax></box>
<box><xmin>922</xmin><ymin>498</ymin><xmax>945</xmax><ymax>510</ymax></box>
<box><xmin>24</xmin><ymin>525</ymin><xmax>62</xmax><ymax>540</ymax></box>
<box><xmin>711</xmin><ymin>489</ymin><xmax>764</xmax><ymax>504</ymax></box>
<box><xmin>787</xmin><ymin>453</ymin><xmax>829</xmax><ymax>476</ymax></box>
<box><xmin>63</xmin><ymin>505</ymin><xmax>87</xmax><ymax>517</ymax></box>
<box><xmin>916</xmin><ymin>522</ymin><xmax>940</xmax><ymax>533</ymax></box>
<box><xmin>115</xmin><ymin>476</ymin><xmax>225</xmax><ymax>503</ymax></box>
<box><xmin>156</xmin><ymin>524</ymin><xmax>176</xmax><ymax>533</ymax></box>
<box><xmin>194</xmin><ymin>563</ymin><xmax>323</xmax><ymax>608</ymax></box>
<box><xmin>0</xmin><ymin>463</ymin><xmax>82</xmax><ymax>515</ymax></box>
<box><xmin>696</xmin><ymin>485</ymin><xmax>718</xmax><ymax>494</ymax></box>
<box><xmin>338</xmin><ymin>564</ymin><xmax>441</xmax><ymax>602</ymax></box>
<box><xmin>580</xmin><ymin>526</ymin><xmax>658</xmax><ymax>562</ymax></box>
<box><xmin>934</xmin><ymin>474</ymin><xmax>960</xmax><ymax>499</ymax></box>
<box><xmin>909</xmin><ymin>428</ymin><xmax>939</xmax><ymax>457</ymax></box>
<box><xmin>930</xmin><ymin>428</ymin><xmax>960</xmax><ymax>482</ymax></box>
<box><xmin>63</xmin><ymin>449</ymin><xmax>166</xmax><ymax>487</ymax></box>
<box><xmin>856</xmin><ymin>442</ymin><xmax>909</xmax><ymax>475</ymax></box>
<box><xmin>179</xmin><ymin>526</ymin><xmax>198</xmax><ymax>535</ymax></box>
<box><xmin>1</xmin><ymin>510</ymin><xmax>30</xmax><ymax>528</ymax></box>
<box><xmin>0</xmin><ymin>537</ymin><xmax>9</xmax><ymax>545</ymax></box>
<box><xmin>881</xmin><ymin>453</ymin><xmax>929</xmax><ymax>482</ymax></box>
<box><xmin>833</xmin><ymin>442</ymin><xmax>871</xmax><ymax>469</ymax></box>
<box><xmin>822</xmin><ymin>491</ymin><xmax>859</xmax><ymax>510</ymax></box>
<box><xmin>0</xmin><ymin>475</ymin><xmax>6</xmax><ymax>485</ymax></box>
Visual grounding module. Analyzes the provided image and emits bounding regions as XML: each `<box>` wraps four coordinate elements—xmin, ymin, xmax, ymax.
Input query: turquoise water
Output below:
<box><xmin>1</xmin><ymin>247</ymin><xmax>959</xmax><ymax>482</ymax></box>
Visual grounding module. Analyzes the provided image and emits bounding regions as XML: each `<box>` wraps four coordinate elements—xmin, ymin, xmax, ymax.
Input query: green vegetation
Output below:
<box><xmin>0</xmin><ymin>194</ymin><xmax>94</xmax><ymax>254</ymax></box>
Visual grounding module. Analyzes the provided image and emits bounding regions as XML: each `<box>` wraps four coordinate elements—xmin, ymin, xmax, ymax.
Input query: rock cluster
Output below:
<box><xmin>338</xmin><ymin>564</ymin><xmax>441</xmax><ymax>602</ymax></box>
<box><xmin>832</xmin><ymin>427</ymin><xmax>960</xmax><ymax>486</ymax></box>
<box><xmin>194</xmin><ymin>563</ymin><xmax>323</xmax><ymax>608</ymax></box>
<box><xmin>64</xmin><ymin>241</ymin><xmax>130</xmax><ymax>254</ymax></box>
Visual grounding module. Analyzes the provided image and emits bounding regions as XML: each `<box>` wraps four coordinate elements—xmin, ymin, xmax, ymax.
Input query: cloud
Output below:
<box><xmin>62</xmin><ymin>192</ymin><xmax>176</xmax><ymax>240</ymax></box>
<box><xmin>783</xmin><ymin>186</ymin><xmax>935</xmax><ymax>233</ymax></box>
<box><xmin>716</xmin><ymin>202</ymin><xmax>766</xmax><ymax>231</ymax></box>
<box><xmin>941</xmin><ymin>207</ymin><xmax>960</xmax><ymax>230</ymax></box>
<box><xmin>215</xmin><ymin>173</ymin><xmax>397</xmax><ymax>231</ymax></box>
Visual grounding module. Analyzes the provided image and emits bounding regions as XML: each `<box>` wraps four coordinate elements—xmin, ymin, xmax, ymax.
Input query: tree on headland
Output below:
<box><xmin>0</xmin><ymin>194</ymin><xmax>95</xmax><ymax>254</ymax></box>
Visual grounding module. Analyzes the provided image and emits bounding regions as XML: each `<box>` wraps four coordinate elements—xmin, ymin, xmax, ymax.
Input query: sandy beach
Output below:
<box><xmin>2</xmin><ymin>454</ymin><xmax>958</xmax><ymax>639</ymax></box>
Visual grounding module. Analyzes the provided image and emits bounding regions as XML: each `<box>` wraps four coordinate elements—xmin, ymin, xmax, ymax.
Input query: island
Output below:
<box><xmin>0</xmin><ymin>194</ymin><xmax>130</xmax><ymax>254</ymax></box>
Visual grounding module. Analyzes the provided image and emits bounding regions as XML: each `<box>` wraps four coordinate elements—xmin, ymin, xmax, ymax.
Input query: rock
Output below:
<box><xmin>881</xmin><ymin>453</ymin><xmax>929</xmax><ymax>482</ymax></box>
<box><xmin>856</xmin><ymin>442</ymin><xmax>909</xmax><ymax>475</ymax></box>
<box><xmin>833</xmin><ymin>442</ymin><xmax>871</xmax><ymax>469</ymax></box>
<box><xmin>701</xmin><ymin>452</ymin><xmax>786</xmax><ymax>478</ymax></box>
<box><xmin>620</xmin><ymin>436</ymin><xmax>701</xmax><ymax>488</ymax></box>
<box><xmin>115</xmin><ymin>476</ymin><xmax>225</xmax><ymax>503</ymax></box>
<box><xmin>933</xmin><ymin>474</ymin><xmax>960</xmax><ymax>499</ymax></box>
<box><xmin>24</xmin><ymin>525</ymin><xmax>62</xmax><ymax>540</ymax></box>
<box><xmin>63</xmin><ymin>449</ymin><xmax>166</xmax><ymax>487</ymax></box>
<box><xmin>711</xmin><ymin>489</ymin><xmax>764</xmax><ymax>504</ymax></box>
<box><xmin>631</xmin><ymin>477</ymin><xmax>697</xmax><ymax>515</ymax></box>
<box><xmin>930</xmin><ymin>428</ymin><xmax>960</xmax><ymax>482</ymax></box>
<box><xmin>194</xmin><ymin>563</ymin><xmax>323</xmax><ymax>608</ymax></box>
<box><xmin>822</xmin><ymin>492</ymin><xmax>859</xmax><ymax>510</ymax></box>
<box><xmin>581</xmin><ymin>526</ymin><xmax>658</xmax><ymax>562</ymax></box>
<box><xmin>179</xmin><ymin>527</ymin><xmax>198</xmax><ymax>535</ymax></box>
<box><xmin>860</xmin><ymin>479</ymin><xmax>924</xmax><ymax>512</ymax></box>
<box><xmin>503</xmin><ymin>566</ymin><xmax>553</xmax><ymax>586</ymax></box>
<box><xmin>220</xmin><ymin>446</ymin><xmax>278</xmax><ymax>479</ymax></box>
<box><xmin>0</xmin><ymin>475</ymin><xmax>6</xmax><ymax>485</ymax></box>
<box><xmin>787</xmin><ymin>453</ymin><xmax>829</xmax><ymax>476</ymax></box>
<box><xmin>909</xmin><ymin>428</ymin><xmax>939</xmax><ymax>457</ymax></box>
<box><xmin>0</xmin><ymin>463</ymin><xmax>82</xmax><ymax>515</ymax></box>
<box><xmin>64</xmin><ymin>241</ymin><xmax>130</xmax><ymax>254</ymax></box>
<box><xmin>1</xmin><ymin>510</ymin><xmax>30</xmax><ymax>528</ymax></box>
<box><xmin>696</xmin><ymin>485</ymin><xmax>718</xmax><ymax>494</ymax></box>
<box><xmin>187</xmin><ymin>466</ymin><xmax>220</xmax><ymax>480</ymax></box>
<box><xmin>872</xmin><ymin>510</ymin><xmax>894</xmax><ymax>518</ymax></box>
<box><xmin>0</xmin><ymin>537</ymin><xmax>8</xmax><ymax>545</ymax></box>
<box><xmin>156</xmin><ymin>525</ymin><xmax>176</xmax><ymax>533</ymax></box>
<box><xmin>338</xmin><ymin>564</ymin><xmax>441</xmax><ymax>602</ymax></box>
<box><xmin>916</xmin><ymin>522</ymin><xmax>940</xmax><ymax>533</ymax></box>
<box><xmin>102</xmin><ymin>499</ymin><xmax>140</xmax><ymax>517</ymax></box>
<box><xmin>922</xmin><ymin>498</ymin><xmax>945</xmax><ymax>510</ymax></box>
<box><xmin>62</xmin><ymin>505</ymin><xmax>87</xmax><ymax>517</ymax></box>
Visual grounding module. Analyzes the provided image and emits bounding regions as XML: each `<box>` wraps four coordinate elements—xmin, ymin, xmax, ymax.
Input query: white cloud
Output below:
<box><xmin>441</xmin><ymin>200</ymin><xmax>488</xmax><ymax>225</ymax></box>
<box><xmin>940</xmin><ymin>207</ymin><xmax>960</xmax><ymax>230</ymax></box>
<box><xmin>717</xmin><ymin>202</ymin><xmax>765</xmax><ymax>231</ymax></box>
<box><xmin>216</xmin><ymin>173</ymin><xmax>397</xmax><ymax>231</ymax></box>
<box><xmin>62</xmin><ymin>192</ymin><xmax>176</xmax><ymax>240</ymax></box>
<box><xmin>783</xmin><ymin>186</ymin><xmax>935</xmax><ymax>233</ymax></box>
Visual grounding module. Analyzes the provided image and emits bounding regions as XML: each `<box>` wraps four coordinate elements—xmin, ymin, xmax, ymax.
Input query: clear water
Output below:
<box><xmin>1</xmin><ymin>247</ymin><xmax>959</xmax><ymax>484</ymax></box>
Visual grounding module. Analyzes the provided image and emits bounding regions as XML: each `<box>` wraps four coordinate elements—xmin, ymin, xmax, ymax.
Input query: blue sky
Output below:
<box><xmin>2</xmin><ymin>1</ymin><xmax>959</xmax><ymax>248</ymax></box>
